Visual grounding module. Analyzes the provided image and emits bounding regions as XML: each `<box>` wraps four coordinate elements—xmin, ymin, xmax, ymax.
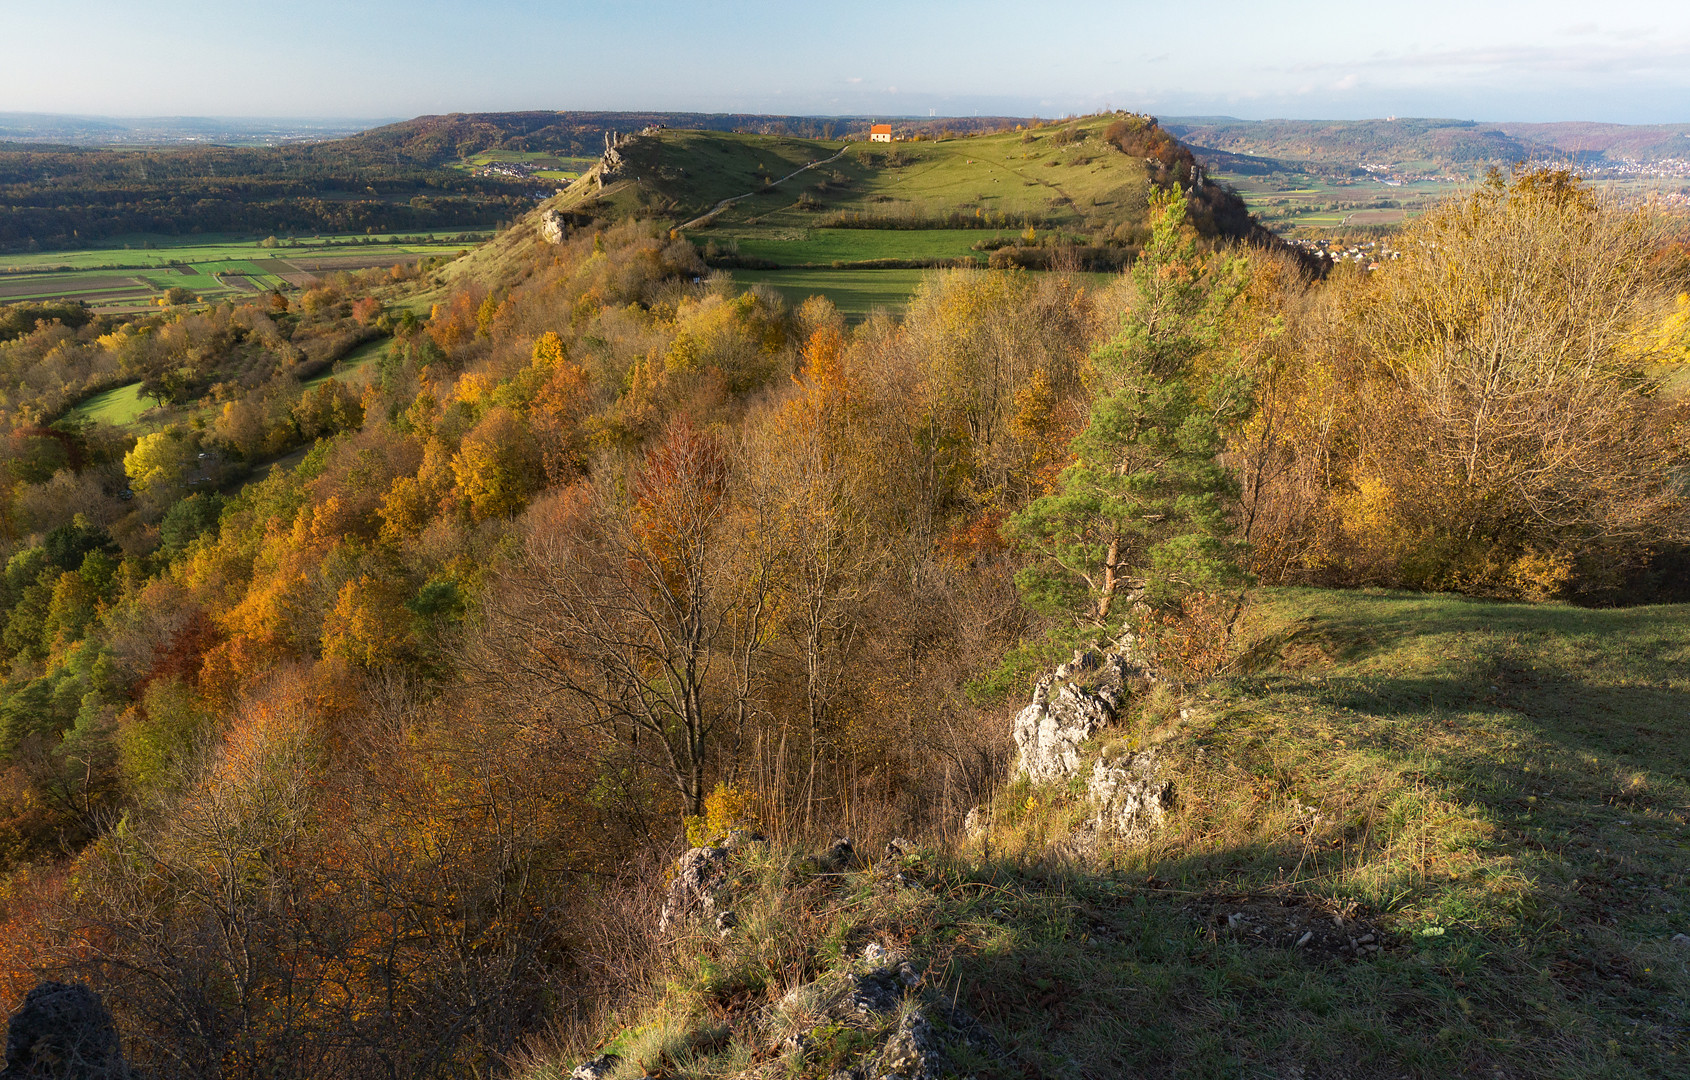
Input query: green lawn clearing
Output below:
<box><xmin>64</xmin><ymin>382</ymin><xmax>152</xmax><ymax>426</ymax></box>
<box><xmin>730</xmin><ymin>269</ymin><xmax>931</xmax><ymax>320</ymax></box>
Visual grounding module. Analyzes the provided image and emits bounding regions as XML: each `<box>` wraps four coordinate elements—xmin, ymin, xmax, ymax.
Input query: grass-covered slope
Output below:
<box><xmin>546</xmin><ymin>588</ymin><xmax>1690</xmax><ymax>1079</ymax></box>
<box><xmin>556</xmin><ymin>125</ymin><xmax>1159</xmax><ymax>240</ymax></box>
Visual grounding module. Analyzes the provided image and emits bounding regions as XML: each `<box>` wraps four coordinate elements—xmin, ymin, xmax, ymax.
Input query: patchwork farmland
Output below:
<box><xmin>0</xmin><ymin>232</ymin><xmax>488</xmax><ymax>310</ymax></box>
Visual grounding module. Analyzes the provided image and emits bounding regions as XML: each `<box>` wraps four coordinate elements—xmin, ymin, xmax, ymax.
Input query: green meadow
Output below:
<box><xmin>729</xmin><ymin>268</ymin><xmax>931</xmax><ymax>320</ymax></box>
<box><xmin>732</xmin><ymin>267</ymin><xmax>1119</xmax><ymax>321</ymax></box>
<box><xmin>64</xmin><ymin>381</ymin><xmax>153</xmax><ymax>427</ymax></box>
<box><xmin>722</xmin><ymin>227</ymin><xmax>999</xmax><ymax>265</ymax></box>
<box><xmin>0</xmin><ymin>233</ymin><xmax>485</xmax><ymax>308</ymax></box>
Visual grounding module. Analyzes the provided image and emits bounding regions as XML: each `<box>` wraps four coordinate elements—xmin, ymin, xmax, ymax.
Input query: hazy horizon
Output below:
<box><xmin>3</xmin><ymin>1</ymin><xmax>1689</xmax><ymax>126</ymax></box>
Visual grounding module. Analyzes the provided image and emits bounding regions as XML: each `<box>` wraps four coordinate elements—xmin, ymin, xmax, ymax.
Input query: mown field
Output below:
<box><xmin>65</xmin><ymin>337</ymin><xmax>390</xmax><ymax>441</ymax></box>
<box><xmin>721</xmin><ymin>227</ymin><xmax>1004</xmax><ymax>265</ymax></box>
<box><xmin>730</xmin><ymin>266</ymin><xmax>1120</xmax><ymax>322</ymax></box>
<box><xmin>728</xmin><ymin>268</ymin><xmax>933</xmax><ymax>320</ymax></box>
<box><xmin>0</xmin><ymin>232</ymin><xmax>488</xmax><ymax>310</ymax></box>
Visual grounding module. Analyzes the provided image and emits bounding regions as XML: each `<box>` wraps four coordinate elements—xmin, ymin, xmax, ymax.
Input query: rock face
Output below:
<box><xmin>1088</xmin><ymin>747</ymin><xmax>1174</xmax><ymax>837</ymax></box>
<box><xmin>538</xmin><ymin>208</ymin><xmax>567</xmax><ymax>244</ymax></box>
<box><xmin>593</xmin><ymin>131</ymin><xmax>632</xmax><ymax>191</ymax></box>
<box><xmin>657</xmin><ymin>845</ymin><xmax>729</xmax><ymax>934</ymax></box>
<box><xmin>1</xmin><ymin>981</ymin><xmax>125</xmax><ymax>1079</ymax></box>
<box><xmin>1004</xmin><ymin>630</ymin><xmax>1178</xmax><ymax>841</ymax></box>
<box><xmin>1013</xmin><ymin>640</ymin><xmax>1146</xmax><ymax>782</ymax></box>
<box><xmin>568</xmin><ymin>1053</ymin><xmax>618</xmax><ymax>1080</ymax></box>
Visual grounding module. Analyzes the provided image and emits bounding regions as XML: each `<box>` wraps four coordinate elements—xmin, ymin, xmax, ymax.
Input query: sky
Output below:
<box><xmin>3</xmin><ymin>0</ymin><xmax>1690</xmax><ymax>125</ymax></box>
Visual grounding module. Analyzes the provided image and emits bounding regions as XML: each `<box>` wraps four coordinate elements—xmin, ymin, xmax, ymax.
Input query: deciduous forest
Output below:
<box><xmin>0</xmin><ymin>156</ymin><xmax>1685</xmax><ymax>1077</ymax></box>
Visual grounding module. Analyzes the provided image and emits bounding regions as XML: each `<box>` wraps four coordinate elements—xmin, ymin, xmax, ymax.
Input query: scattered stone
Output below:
<box><xmin>1672</xmin><ymin>933</ymin><xmax>1690</xmax><ymax>947</ymax></box>
<box><xmin>658</xmin><ymin>845</ymin><xmax>729</xmax><ymax>933</ymax></box>
<box><xmin>962</xmin><ymin>806</ymin><xmax>987</xmax><ymax>838</ymax></box>
<box><xmin>715</xmin><ymin>909</ymin><xmax>739</xmax><ymax>937</ymax></box>
<box><xmin>1190</xmin><ymin>894</ymin><xmax>1393</xmax><ymax>959</ymax></box>
<box><xmin>873</xmin><ymin>1008</ymin><xmax>948</xmax><ymax>1079</ymax></box>
<box><xmin>818</xmin><ymin>837</ymin><xmax>859</xmax><ymax>873</ymax></box>
<box><xmin>1</xmin><ymin>981</ymin><xmax>125</xmax><ymax>1079</ymax></box>
<box><xmin>569</xmin><ymin>1052</ymin><xmax>619</xmax><ymax>1080</ymax></box>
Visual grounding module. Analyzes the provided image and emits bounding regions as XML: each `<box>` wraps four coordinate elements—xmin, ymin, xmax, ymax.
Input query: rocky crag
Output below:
<box><xmin>1001</xmin><ymin>625</ymin><xmax>1176</xmax><ymax>841</ymax></box>
<box><xmin>574</xmin><ymin>836</ymin><xmax>994</xmax><ymax>1080</ymax></box>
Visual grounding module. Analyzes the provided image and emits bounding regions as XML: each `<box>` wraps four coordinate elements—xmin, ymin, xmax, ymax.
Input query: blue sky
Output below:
<box><xmin>4</xmin><ymin>0</ymin><xmax>1689</xmax><ymax>123</ymax></box>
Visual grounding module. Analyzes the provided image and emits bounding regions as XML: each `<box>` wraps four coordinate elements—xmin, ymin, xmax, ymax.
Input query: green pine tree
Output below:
<box><xmin>1006</xmin><ymin>189</ymin><xmax>1254</xmax><ymax>625</ymax></box>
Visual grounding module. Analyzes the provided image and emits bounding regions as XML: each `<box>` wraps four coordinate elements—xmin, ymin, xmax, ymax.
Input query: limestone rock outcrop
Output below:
<box><xmin>592</xmin><ymin>131</ymin><xmax>633</xmax><ymax>191</ymax></box>
<box><xmin>1088</xmin><ymin>746</ymin><xmax>1174</xmax><ymax>838</ymax></box>
<box><xmin>657</xmin><ymin>845</ymin><xmax>729</xmax><ymax>934</ymax></box>
<box><xmin>1012</xmin><ymin>636</ymin><xmax>1148</xmax><ymax>782</ymax></box>
<box><xmin>538</xmin><ymin>208</ymin><xmax>567</xmax><ymax>244</ymax></box>
<box><xmin>1004</xmin><ymin>626</ymin><xmax>1179</xmax><ymax>841</ymax></box>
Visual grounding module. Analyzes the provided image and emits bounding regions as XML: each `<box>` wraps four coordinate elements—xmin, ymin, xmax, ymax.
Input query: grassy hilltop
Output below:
<box><xmin>559</xmin><ymin>126</ymin><xmax>1160</xmax><ymax>236</ymax></box>
<box><xmin>520</xmin><ymin>115</ymin><xmax>1264</xmax><ymax>316</ymax></box>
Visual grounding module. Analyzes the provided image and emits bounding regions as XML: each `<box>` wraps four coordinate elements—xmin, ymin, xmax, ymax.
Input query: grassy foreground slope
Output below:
<box><xmin>551</xmin><ymin>589</ymin><xmax>1689</xmax><ymax>1079</ymax></box>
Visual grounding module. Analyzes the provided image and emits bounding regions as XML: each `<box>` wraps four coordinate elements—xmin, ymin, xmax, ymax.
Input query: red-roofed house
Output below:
<box><xmin>869</xmin><ymin>123</ymin><xmax>893</xmax><ymax>143</ymax></box>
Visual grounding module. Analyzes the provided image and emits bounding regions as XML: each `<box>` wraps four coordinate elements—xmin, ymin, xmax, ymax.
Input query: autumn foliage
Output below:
<box><xmin>0</xmin><ymin>170</ymin><xmax>1682</xmax><ymax>1075</ymax></box>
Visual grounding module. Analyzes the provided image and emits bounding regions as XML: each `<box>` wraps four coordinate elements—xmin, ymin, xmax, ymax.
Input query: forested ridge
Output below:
<box><xmin>0</xmin><ymin>143</ymin><xmax>536</xmax><ymax>252</ymax></box>
<box><xmin>0</xmin><ymin>154</ymin><xmax>1684</xmax><ymax>1077</ymax></box>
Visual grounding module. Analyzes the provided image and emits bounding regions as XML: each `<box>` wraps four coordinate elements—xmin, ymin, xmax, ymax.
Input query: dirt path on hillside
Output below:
<box><xmin>676</xmin><ymin>145</ymin><xmax>852</xmax><ymax>230</ymax></box>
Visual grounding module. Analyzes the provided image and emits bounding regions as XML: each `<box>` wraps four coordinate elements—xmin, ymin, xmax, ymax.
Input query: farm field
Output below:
<box><xmin>1213</xmin><ymin>166</ymin><xmax>1690</xmax><ymax>238</ymax></box>
<box><xmin>730</xmin><ymin>268</ymin><xmax>930</xmax><ymax>320</ymax></box>
<box><xmin>1216</xmin><ymin>172</ymin><xmax>1456</xmax><ymax>234</ymax></box>
<box><xmin>722</xmin><ymin>227</ymin><xmax>1001</xmax><ymax>265</ymax></box>
<box><xmin>303</xmin><ymin>335</ymin><xmax>389</xmax><ymax>388</ymax></box>
<box><xmin>0</xmin><ymin>232</ymin><xmax>485</xmax><ymax>310</ymax></box>
<box><xmin>732</xmin><ymin>267</ymin><xmax>1118</xmax><ymax>322</ymax></box>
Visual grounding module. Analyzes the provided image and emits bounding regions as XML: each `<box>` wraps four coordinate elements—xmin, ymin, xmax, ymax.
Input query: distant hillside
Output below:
<box><xmin>1164</xmin><ymin>116</ymin><xmax>1690</xmax><ymax>174</ymax></box>
<box><xmin>1493</xmin><ymin>121</ymin><xmax>1690</xmax><ymax>161</ymax></box>
<box><xmin>342</xmin><ymin>111</ymin><xmax>1035</xmax><ymax>167</ymax></box>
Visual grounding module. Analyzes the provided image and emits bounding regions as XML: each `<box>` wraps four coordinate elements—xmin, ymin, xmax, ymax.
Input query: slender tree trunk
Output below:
<box><xmin>1097</xmin><ymin>536</ymin><xmax>1121</xmax><ymax>623</ymax></box>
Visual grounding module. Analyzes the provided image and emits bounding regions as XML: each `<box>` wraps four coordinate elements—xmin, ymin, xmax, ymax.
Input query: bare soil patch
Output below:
<box><xmin>1185</xmin><ymin>892</ymin><xmax>1396</xmax><ymax>959</ymax></box>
